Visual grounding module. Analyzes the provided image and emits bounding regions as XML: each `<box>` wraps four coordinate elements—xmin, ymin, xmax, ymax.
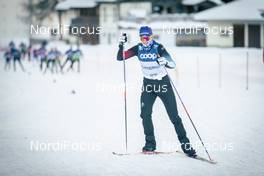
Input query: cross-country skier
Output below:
<box><xmin>36</xmin><ymin>42</ymin><xmax>47</xmax><ymax>71</ymax></box>
<box><xmin>61</xmin><ymin>46</ymin><xmax>73</xmax><ymax>71</ymax></box>
<box><xmin>4</xmin><ymin>49</ymin><xmax>12</xmax><ymax>70</ymax></box>
<box><xmin>116</xmin><ymin>26</ymin><xmax>197</xmax><ymax>157</ymax></box>
<box><xmin>54</xmin><ymin>47</ymin><xmax>63</xmax><ymax>72</ymax></box>
<box><xmin>27</xmin><ymin>44</ymin><xmax>32</xmax><ymax>62</ymax></box>
<box><xmin>66</xmin><ymin>46</ymin><xmax>82</xmax><ymax>73</ymax></box>
<box><xmin>19</xmin><ymin>42</ymin><xmax>27</xmax><ymax>59</ymax></box>
<box><xmin>44</xmin><ymin>47</ymin><xmax>61</xmax><ymax>74</ymax></box>
<box><xmin>9</xmin><ymin>42</ymin><xmax>25</xmax><ymax>72</ymax></box>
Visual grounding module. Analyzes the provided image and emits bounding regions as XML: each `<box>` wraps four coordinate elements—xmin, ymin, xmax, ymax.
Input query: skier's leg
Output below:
<box><xmin>77</xmin><ymin>60</ymin><xmax>80</xmax><ymax>73</ymax></box>
<box><xmin>40</xmin><ymin>59</ymin><xmax>44</xmax><ymax>71</ymax></box>
<box><xmin>52</xmin><ymin>60</ymin><xmax>56</xmax><ymax>73</ymax></box>
<box><xmin>66</xmin><ymin>60</ymin><xmax>71</xmax><ymax>72</ymax></box>
<box><xmin>56</xmin><ymin>59</ymin><xmax>61</xmax><ymax>73</ymax></box>
<box><xmin>55</xmin><ymin>60</ymin><xmax>58</xmax><ymax>73</ymax></box>
<box><xmin>61</xmin><ymin>58</ymin><xmax>69</xmax><ymax>70</ymax></box>
<box><xmin>51</xmin><ymin>60</ymin><xmax>54</xmax><ymax>73</ymax></box>
<box><xmin>43</xmin><ymin>60</ymin><xmax>49</xmax><ymax>74</ymax></box>
<box><xmin>4</xmin><ymin>60</ymin><xmax>8</xmax><ymax>70</ymax></box>
<box><xmin>71</xmin><ymin>60</ymin><xmax>75</xmax><ymax>71</ymax></box>
<box><xmin>67</xmin><ymin>60</ymin><xmax>74</xmax><ymax>72</ymax></box>
<box><xmin>140</xmin><ymin>81</ymin><xmax>157</xmax><ymax>151</ymax></box>
<box><xmin>158</xmin><ymin>76</ymin><xmax>196</xmax><ymax>156</ymax></box>
<box><xmin>28</xmin><ymin>52</ymin><xmax>31</xmax><ymax>62</ymax></box>
<box><xmin>6</xmin><ymin>59</ymin><xmax>11</xmax><ymax>70</ymax></box>
<box><xmin>18</xmin><ymin>58</ymin><xmax>25</xmax><ymax>72</ymax></box>
<box><xmin>13</xmin><ymin>58</ymin><xmax>17</xmax><ymax>71</ymax></box>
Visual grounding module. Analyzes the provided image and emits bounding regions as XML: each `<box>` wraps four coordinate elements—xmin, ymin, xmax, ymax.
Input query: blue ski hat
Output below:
<box><xmin>139</xmin><ymin>26</ymin><xmax>153</xmax><ymax>36</ymax></box>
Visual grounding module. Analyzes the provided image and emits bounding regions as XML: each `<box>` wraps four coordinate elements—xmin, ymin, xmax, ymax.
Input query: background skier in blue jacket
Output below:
<box><xmin>116</xmin><ymin>26</ymin><xmax>196</xmax><ymax>157</ymax></box>
<box><xmin>9</xmin><ymin>41</ymin><xmax>25</xmax><ymax>72</ymax></box>
<box><xmin>4</xmin><ymin>49</ymin><xmax>12</xmax><ymax>71</ymax></box>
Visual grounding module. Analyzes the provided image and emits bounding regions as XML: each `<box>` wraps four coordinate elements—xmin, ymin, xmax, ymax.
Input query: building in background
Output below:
<box><xmin>4</xmin><ymin>0</ymin><xmax>261</xmax><ymax>48</ymax></box>
<box><xmin>51</xmin><ymin>0</ymin><xmax>230</xmax><ymax>46</ymax></box>
<box><xmin>98</xmin><ymin>0</ymin><xmax>235</xmax><ymax>46</ymax></box>
<box><xmin>182</xmin><ymin>0</ymin><xmax>222</xmax><ymax>13</ymax></box>
<box><xmin>98</xmin><ymin>0</ymin><xmax>152</xmax><ymax>45</ymax></box>
<box><xmin>194</xmin><ymin>0</ymin><xmax>264</xmax><ymax>48</ymax></box>
<box><xmin>55</xmin><ymin>0</ymin><xmax>100</xmax><ymax>45</ymax></box>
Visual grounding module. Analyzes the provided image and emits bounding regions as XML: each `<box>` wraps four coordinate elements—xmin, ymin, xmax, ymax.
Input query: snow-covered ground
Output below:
<box><xmin>0</xmin><ymin>46</ymin><xmax>264</xmax><ymax>176</ymax></box>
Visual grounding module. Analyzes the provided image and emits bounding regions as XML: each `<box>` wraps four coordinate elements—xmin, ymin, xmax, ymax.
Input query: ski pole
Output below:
<box><xmin>122</xmin><ymin>33</ymin><xmax>128</xmax><ymax>151</ymax></box>
<box><xmin>164</xmin><ymin>68</ymin><xmax>213</xmax><ymax>161</ymax></box>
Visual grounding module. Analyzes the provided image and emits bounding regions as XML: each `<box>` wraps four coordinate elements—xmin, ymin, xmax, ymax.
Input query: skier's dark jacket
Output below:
<box><xmin>117</xmin><ymin>40</ymin><xmax>173</xmax><ymax>65</ymax></box>
<box><xmin>117</xmin><ymin>40</ymin><xmax>176</xmax><ymax>79</ymax></box>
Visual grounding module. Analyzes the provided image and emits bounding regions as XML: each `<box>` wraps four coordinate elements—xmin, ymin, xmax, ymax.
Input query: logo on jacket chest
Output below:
<box><xmin>139</xmin><ymin>53</ymin><xmax>157</xmax><ymax>60</ymax></box>
<box><xmin>138</xmin><ymin>44</ymin><xmax>159</xmax><ymax>61</ymax></box>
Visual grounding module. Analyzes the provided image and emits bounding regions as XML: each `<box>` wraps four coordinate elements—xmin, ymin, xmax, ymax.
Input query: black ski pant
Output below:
<box><xmin>61</xmin><ymin>57</ymin><xmax>71</xmax><ymax>70</ymax></box>
<box><xmin>40</xmin><ymin>58</ymin><xmax>46</xmax><ymax>71</ymax></box>
<box><xmin>140</xmin><ymin>75</ymin><xmax>195</xmax><ymax>154</ymax></box>
<box><xmin>67</xmin><ymin>60</ymin><xmax>80</xmax><ymax>73</ymax></box>
<box><xmin>44</xmin><ymin>59</ymin><xmax>58</xmax><ymax>74</ymax></box>
<box><xmin>4</xmin><ymin>58</ymin><xmax>11</xmax><ymax>70</ymax></box>
<box><xmin>13</xmin><ymin>57</ymin><xmax>25</xmax><ymax>72</ymax></box>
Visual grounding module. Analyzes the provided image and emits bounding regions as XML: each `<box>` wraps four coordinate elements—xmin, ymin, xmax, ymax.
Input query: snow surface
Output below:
<box><xmin>55</xmin><ymin>0</ymin><xmax>117</xmax><ymax>10</ymax></box>
<box><xmin>0</xmin><ymin>45</ymin><xmax>264</xmax><ymax>176</ymax></box>
<box><xmin>182</xmin><ymin>0</ymin><xmax>223</xmax><ymax>5</ymax></box>
<box><xmin>56</xmin><ymin>0</ymin><xmax>97</xmax><ymax>10</ymax></box>
<box><xmin>118</xmin><ymin>20</ymin><xmax>207</xmax><ymax>29</ymax></box>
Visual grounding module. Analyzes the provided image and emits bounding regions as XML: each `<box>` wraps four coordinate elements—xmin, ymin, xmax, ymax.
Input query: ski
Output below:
<box><xmin>112</xmin><ymin>151</ymin><xmax>177</xmax><ymax>156</ymax></box>
<box><xmin>112</xmin><ymin>151</ymin><xmax>217</xmax><ymax>164</ymax></box>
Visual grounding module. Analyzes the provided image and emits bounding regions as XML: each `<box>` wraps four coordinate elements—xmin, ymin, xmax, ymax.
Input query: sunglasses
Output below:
<box><xmin>140</xmin><ymin>35</ymin><xmax>151</xmax><ymax>41</ymax></box>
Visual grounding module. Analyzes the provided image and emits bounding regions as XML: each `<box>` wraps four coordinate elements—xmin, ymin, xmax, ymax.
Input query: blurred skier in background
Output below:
<box><xmin>9</xmin><ymin>41</ymin><xmax>25</xmax><ymax>72</ymax></box>
<box><xmin>44</xmin><ymin>48</ymin><xmax>56</xmax><ymax>74</ymax></box>
<box><xmin>44</xmin><ymin>47</ymin><xmax>62</xmax><ymax>74</ymax></box>
<box><xmin>19</xmin><ymin>42</ymin><xmax>27</xmax><ymax>60</ymax></box>
<box><xmin>27</xmin><ymin>44</ymin><xmax>32</xmax><ymax>62</ymax></box>
<box><xmin>54</xmin><ymin>47</ymin><xmax>63</xmax><ymax>73</ymax></box>
<box><xmin>4</xmin><ymin>48</ymin><xmax>12</xmax><ymax>70</ymax></box>
<box><xmin>61</xmin><ymin>45</ymin><xmax>73</xmax><ymax>72</ymax></box>
<box><xmin>66</xmin><ymin>46</ymin><xmax>82</xmax><ymax>73</ymax></box>
<box><xmin>116</xmin><ymin>26</ymin><xmax>197</xmax><ymax>157</ymax></box>
<box><xmin>37</xmin><ymin>41</ymin><xmax>48</xmax><ymax>71</ymax></box>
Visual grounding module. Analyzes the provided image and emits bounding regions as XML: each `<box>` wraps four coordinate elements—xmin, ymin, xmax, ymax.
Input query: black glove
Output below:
<box><xmin>119</xmin><ymin>33</ymin><xmax>127</xmax><ymax>45</ymax></box>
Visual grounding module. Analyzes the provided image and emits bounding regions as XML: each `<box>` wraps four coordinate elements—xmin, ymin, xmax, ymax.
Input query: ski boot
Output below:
<box><xmin>186</xmin><ymin>149</ymin><xmax>197</xmax><ymax>158</ymax></box>
<box><xmin>142</xmin><ymin>145</ymin><xmax>156</xmax><ymax>154</ymax></box>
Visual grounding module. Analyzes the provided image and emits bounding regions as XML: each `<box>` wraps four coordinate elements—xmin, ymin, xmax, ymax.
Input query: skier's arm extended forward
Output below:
<box><xmin>157</xmin><ymin>45</ymin><xmax>176</xmax><ymax>69</ymax></box>
<box><xmin>117</xmin><ymin>44</ymin><xmax>138</xmax><ymax>61</ymax></box>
